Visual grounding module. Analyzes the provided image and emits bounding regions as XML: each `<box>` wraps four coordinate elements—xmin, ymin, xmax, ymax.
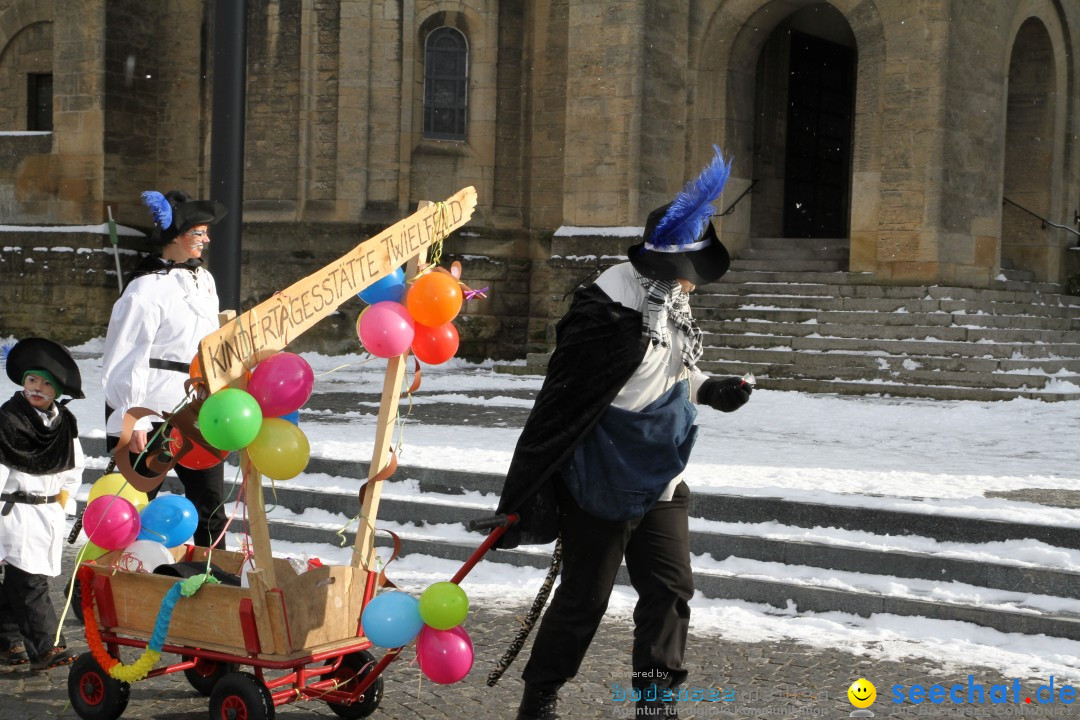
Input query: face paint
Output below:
<box><xmin>22</xmin><ymin>374</ymin><xmax>57</xmax><ymax>409</ymax></box>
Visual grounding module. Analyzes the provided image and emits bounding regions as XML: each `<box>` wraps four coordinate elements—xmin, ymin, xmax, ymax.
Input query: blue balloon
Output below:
<box><xmin>361</xmin><ymin>591</ymin><xmax>423</xmax><ymax>648</ymax></box>
<box><xmin>358</xmin><ymin>268</ymin><xmax>406</xmax><ymax>305</ymax></box>
<box><xmin>277</xmin><ymin>410</ymin><xmax>300</xmax><ymax>426</ymax></box>
<box><xmin>137</xmin><ymin>495</ymin><xmax>199</xmax><ymax>547</ymax></box>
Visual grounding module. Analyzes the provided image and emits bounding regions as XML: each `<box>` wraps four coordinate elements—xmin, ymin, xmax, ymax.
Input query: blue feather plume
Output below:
<box><xmin>651</xmin><ymin>145</ymin><xmax>731</xmax><ymax>249</ymax></box>
<box><xmin>141</xmin><ymin>190</ymin><xmax>173</xmax><ymax>230</ymax></box>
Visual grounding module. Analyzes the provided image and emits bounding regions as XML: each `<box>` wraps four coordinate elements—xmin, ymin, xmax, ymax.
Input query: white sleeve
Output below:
<box><xmin>101</xmin><ymin>288</ymin><xmax>161</xmax><ymax>432</ymax></box>
<box><xmin>689</xmin><ymin>367</ymin><xmax>709</xmax><ymax>402</ymax></box>
<box><xmin>61</xmin><ymin>438</ymin><xmax>85</xmax><ymax>515</ymax></box>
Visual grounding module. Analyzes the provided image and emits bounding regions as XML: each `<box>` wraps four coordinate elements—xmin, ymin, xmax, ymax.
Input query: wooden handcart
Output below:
<box><xmin>68</xmin><ymin>189</ymin><xmax>515</xmax><ymax>720</ymax></box>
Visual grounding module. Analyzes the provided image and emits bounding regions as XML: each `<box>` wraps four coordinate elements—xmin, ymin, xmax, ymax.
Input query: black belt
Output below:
<box><xmin>1</xmin><ymin>491</ymin><xmax>60</xmax><ymax>516</ymax></box>
<box><xmin>149</xmin><ymin>358</ymin><xmax>190</xmax><ymax>374</ymax></box>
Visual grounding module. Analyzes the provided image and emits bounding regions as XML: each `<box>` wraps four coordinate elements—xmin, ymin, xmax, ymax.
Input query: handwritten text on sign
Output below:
<box><xmin>198</xmin><ymin>187</ymin><xmax>477</xmax><ymax>391</ymax></box>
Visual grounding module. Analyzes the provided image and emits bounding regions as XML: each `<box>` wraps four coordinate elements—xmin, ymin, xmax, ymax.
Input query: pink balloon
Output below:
<box><xmin>357</xmin><ymin>301</ymin><xmax>415</xmax><ymax>358</ymax></box>
<box><xmin>247</xmin><ymin>352</ymin><xmax>315</xmax><ymax>418</ymax></box>
<box><xmin>415</xmin><ymin>624</ymin><xmax>473</xmax><ymax>684</ymax></box>
<box><xmin>82</xmin><ymin>496</ymin><xmax>141</xmax><ymax>551</ymax></box>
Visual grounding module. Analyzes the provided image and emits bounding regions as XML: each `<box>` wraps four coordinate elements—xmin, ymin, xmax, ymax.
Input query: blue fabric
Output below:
<box><xmin>562</xmin><ymin>380</ymin><xmax>698</xmax><ymax>522</ymax></box>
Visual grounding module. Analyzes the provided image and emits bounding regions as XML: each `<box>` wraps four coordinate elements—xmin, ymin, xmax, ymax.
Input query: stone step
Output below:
<box><xmin>729</xmin><ymin>259</ymin><xmax>846</xmax><ymax>273</ymax></box>
<box><xmin>754</xmin><ymin>376</ymin><xmax>1080</xmax><ymax>401</ymax></box>
<box><xmin>701</xmin><ymin>347</ymin><xmax>1080</xmax><ymax>375</ymax></box>
<box><xmin>700</xmin><ymin>319</ymin><xmax>1080</xmax><ymax>345</ymax></box>
<box><xmin>744</xmin><ymin>237</ymin><xmax>850</xmax><ymax>253</ymax></box>
<box><xmin>738</xmin><ymin>247</ymin><xmax>849</xmax><ymax>262</ymax></box>
<box><xmin>696</xmin><ymin>291</ymin><xmax>1079</xmax><ymax>319</ymax></box>
<box><xmin>703</xmin><ymin>332</ymin><xmax>1080</xmax><ymax>360</ymax></box>
<box><xmin>705</xmin><ymin>307</ymin><xmax>1080</xmax><ymax>332</ymax></box>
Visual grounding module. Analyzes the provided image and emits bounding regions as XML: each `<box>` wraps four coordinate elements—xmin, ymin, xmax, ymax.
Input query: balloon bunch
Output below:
<box><xmin>190</xmin><ymin>351</ymin><xmax>314</xmax><ymax>481</ymax></box>
<box><xmin>359</xmin><ymin>581</ymin><xmax>473</xmax><ymax>684</ymax></box>
<box><xmin>356</xmin><ymin>265</ymin><xmax>464</xmax><ymax>365</ymax></box>
<box><xmin>81</xmin><ymin>473</ymin><xmax>198</xmax><ymax>570</ymax></box>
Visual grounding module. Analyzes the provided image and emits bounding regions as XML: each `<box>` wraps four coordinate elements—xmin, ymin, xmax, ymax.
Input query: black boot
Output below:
<box><xmin>515</xmin><ymin>684</ymin><xmax>560</xmax><ymax>720</ymax></box>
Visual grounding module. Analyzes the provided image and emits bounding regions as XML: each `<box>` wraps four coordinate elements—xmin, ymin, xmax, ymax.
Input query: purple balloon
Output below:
<box><xmin>248</xmin><ymin>352</ymin><xmax>315</xmax><ymax>418</ymax></box>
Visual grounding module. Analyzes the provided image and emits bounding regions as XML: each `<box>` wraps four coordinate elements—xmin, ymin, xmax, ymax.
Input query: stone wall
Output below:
<box><xmin>0</xmin><ymin>230</ymin><xmax>145</xmax><ymax>345</ymax></box>
<box><xmin>0</xmin><ymin>222</ymin><xmax>536</xmax><ymax>362</ymax></box>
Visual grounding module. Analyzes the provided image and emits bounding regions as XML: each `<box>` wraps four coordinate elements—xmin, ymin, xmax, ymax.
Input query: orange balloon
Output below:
<box><xmin>189</xmin><ymin>353</ymin><xmax>202</xmax><ymax>380</ymax></box>
<box><xmin>406</xmin><ymin>272</ymin><xmax>463</xmax><ymax>327</ymax></box>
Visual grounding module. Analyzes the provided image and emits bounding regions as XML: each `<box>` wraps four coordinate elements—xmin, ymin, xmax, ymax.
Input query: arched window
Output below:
<box><xmin>423</xmin><ymin>27</ymin><xmax>468</xmax><ymax>140</ymax></box>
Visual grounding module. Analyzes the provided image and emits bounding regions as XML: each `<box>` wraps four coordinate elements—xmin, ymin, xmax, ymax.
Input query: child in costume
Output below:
<box><xmin>0</xmin><ymin>337</ymin><xmax>84</xmax><ymax>671</ymax></box>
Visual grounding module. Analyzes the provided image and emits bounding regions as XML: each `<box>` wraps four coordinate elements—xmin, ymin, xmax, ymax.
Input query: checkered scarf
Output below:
<box><xmin>635</xmin><ymin>270</ymin><xmax>703</xmax><ymax>369</ymax></box>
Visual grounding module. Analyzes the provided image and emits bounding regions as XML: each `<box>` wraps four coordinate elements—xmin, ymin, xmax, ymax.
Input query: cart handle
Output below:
<box><xmin>467</xmin><ymin>513</ymin><xmax>516</xmax><ymax>532</ymax></box>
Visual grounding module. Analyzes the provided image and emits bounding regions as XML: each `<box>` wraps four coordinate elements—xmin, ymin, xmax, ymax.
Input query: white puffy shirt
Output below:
<box><xmin>101</xmin><ymin>265</ymin><xmax>220</xmax><ymax>435</ymax></box>
<box><xmin>0</xmin><ymin>405</ymin><xmax>83</xmax><ymax>576</ymax></box>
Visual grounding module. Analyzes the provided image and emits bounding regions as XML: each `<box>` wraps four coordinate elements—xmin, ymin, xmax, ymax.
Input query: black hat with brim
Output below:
<box><xmin>5</xmin><ymin>337</ymin><xmax>84</xmax><ymax>399</ymax></box>
<box><xmin>151</xmin><ymin>190</ymin><xmax>228</xmax><ymax>244</ymax></box>
<box><xmin>627</xmin><ymin>203</ymin><xmax>731</xmax><ymax>286</ymax></box>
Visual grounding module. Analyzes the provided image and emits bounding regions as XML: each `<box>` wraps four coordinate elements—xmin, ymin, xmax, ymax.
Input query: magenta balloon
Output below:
<box><xmin>248</xmin><ymin>352</ymin><xmax>315</xmax><ymax>417</ymax></box>
<box><xmin>82</xmin><ymin>495</ymin><xmax>141</xmax><ymax>551</ymax></box>
<box><xmin>358</xmin><ymin>301</ymin><xmax>415</xmax><ymax>358</ymax></box>
<box><xmin>415</xmin><ymin>625</ymin><xmax>474</xmax><ymax>684</ymax></box>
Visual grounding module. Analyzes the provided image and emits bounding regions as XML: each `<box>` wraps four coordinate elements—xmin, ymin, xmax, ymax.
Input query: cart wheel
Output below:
<box><xmin>183</xmin><ymin>656</ymin><xmax>240</xmax><ymax>696</ymax></box>
<box><xmin>209</xmin><ymin>671</ymin><xmax>275</xmax><ymax>720</ymax></box>
<box><xmin>326</xmin><ymin>650</ymin><xmax>383</xmax><ymax>719</ymax></box>
<box><xmin>67</xmin><ymin>653</ymin><xmax>131</xmax><ymax>720</ymax></box>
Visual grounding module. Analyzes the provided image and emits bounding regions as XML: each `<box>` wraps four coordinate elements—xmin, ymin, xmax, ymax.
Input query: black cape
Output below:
<box><xmin>493</xmin><ymin>284</ymin><xmax>647</xmax><ymax>548</ymax></box>
<box><xmin>0</xmin><ymin>391</ymin><xmax>79</xmax><ymax>475</ymax></box>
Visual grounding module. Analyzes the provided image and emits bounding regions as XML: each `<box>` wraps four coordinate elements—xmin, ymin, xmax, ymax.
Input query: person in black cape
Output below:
<box><xmin>497</xmin><ymin>148</ymin><xmax>755</xmax><ymax>719</ymax></box>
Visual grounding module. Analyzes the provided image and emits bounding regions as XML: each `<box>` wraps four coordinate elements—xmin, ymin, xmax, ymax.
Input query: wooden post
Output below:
<box><xmin>352</xmin><ymin>204</ymin><xmax>431</xmax><ymax>574</ymax></box>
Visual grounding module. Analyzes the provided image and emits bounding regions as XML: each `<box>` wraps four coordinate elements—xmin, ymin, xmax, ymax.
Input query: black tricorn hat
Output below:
<box><xmin>5</xmin><ymin>337</ymin><xmax>84</xmax><ymax>399</ymax></box>
<box><xmin>143</xmin><ymin>190</ymin><xmax>228</xmax><ymax>244</ymax></box>
<box><xmin>627</xmin><ymin>203</ymin><xmax>731</xmax><ymax>286</ymax></box>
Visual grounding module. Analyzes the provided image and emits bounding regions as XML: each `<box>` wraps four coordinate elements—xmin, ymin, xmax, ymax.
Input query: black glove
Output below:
<box><xmin>698</xmin><ymin>376</ymin><xmax>753</xmax><ymax>413</ymax></box>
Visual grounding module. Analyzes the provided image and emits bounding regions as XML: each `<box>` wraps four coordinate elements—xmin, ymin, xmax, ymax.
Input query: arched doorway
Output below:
<box><xmin>749</xmin><ymin>4</ymin><xmax>856</xmax><ymax>240</ymax></box>
<box><xmin>1001</xmin><ymin>17</ymin><xmax>1057</xmax><ymax>281</ymax></box>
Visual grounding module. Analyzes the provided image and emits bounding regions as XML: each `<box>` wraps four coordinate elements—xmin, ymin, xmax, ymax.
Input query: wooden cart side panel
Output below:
<box><xmin>103</xmin><ymin>572</ymin><xmax>254</xmax><ymax>652</ymax></box>
<box><xmin>278</xmin><ymin>565</ymin><xmax>366</xmax><ymax>651</ymax></box>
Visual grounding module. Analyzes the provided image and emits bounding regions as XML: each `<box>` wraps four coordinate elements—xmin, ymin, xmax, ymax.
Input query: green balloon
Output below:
<box><xmin>198</xmin><ymin>388</ymin><xmax>264</xmax><ymax>451</ymax></box>
<box><xmin>418</xmin><ymin>581</ymin><xmax>469</xmax><ymax>631</ymax></box>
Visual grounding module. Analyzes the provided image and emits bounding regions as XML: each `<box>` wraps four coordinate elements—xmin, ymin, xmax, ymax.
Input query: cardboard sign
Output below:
<box><xmin>197</xmin><ymin>187</ymin><xmax>477</xmax><ymax>392</ymax></box>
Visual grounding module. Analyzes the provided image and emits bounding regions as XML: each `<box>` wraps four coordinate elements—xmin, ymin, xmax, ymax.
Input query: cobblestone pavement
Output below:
<box><xmin>0</xmin><ymin>547</ymin><xmax>1061</xmax><ymax>720</ymax></box>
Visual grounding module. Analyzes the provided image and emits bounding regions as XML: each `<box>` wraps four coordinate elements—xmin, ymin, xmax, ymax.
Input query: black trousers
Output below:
<box><xmin>106</xmin><ymin>425</ymin><xmax>227</xmax><ymax>548</ymax></box>
<box><xmin>0</xmin><ymin>564</ymin><xmax>64</xmax><ymax>658</ymax></box>
<box><xmin>522</xmin><ymin>479</ymin><xmax>693</xmax><ymax>692</ymax></box>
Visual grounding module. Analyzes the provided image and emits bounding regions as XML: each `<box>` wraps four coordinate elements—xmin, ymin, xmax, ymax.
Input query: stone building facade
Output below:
<box><xmin>1</xmin><ymin>0</ymin><xmax>1078</xmax><ymax>356</ymax></box>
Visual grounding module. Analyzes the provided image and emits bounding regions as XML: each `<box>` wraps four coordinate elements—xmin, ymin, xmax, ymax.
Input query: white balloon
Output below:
<box><xmin>119</xmin><ymin>539</ymin><xmax>175</xmax><ymax>573</ymax></box>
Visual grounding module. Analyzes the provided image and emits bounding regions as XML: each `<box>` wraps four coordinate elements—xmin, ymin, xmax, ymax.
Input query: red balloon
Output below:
<box><xmin>411</xmin><ymin>322</ymin><xmax>459</xmax><ymax>365</ymax></box>
<box><xmin>168</xmin><ymin>427</ymin><xmax>228</xmax><ymax>470</ymax></box>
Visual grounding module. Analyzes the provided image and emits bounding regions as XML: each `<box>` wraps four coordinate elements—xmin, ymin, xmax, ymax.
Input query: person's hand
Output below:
<box><xmin>698</xmin><ymin>376</ymin><xmax>753</xmax><ymax>412</ymax></box>
<box><xmin>129</xmin><ymin>429</ymin><xmax>149</xmax><ymax>454</ymax></box>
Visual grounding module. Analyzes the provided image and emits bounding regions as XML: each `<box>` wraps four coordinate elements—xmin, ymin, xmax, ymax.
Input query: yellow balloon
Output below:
<box><xmin>247</xmin><ymin>418</ymin><xmax>310</xmax><ymax>481</ymax></box>
<box><xmin>88</xmin><ymin>473</ymin><xmax>149</xmax><ymax>510</ymax></box>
